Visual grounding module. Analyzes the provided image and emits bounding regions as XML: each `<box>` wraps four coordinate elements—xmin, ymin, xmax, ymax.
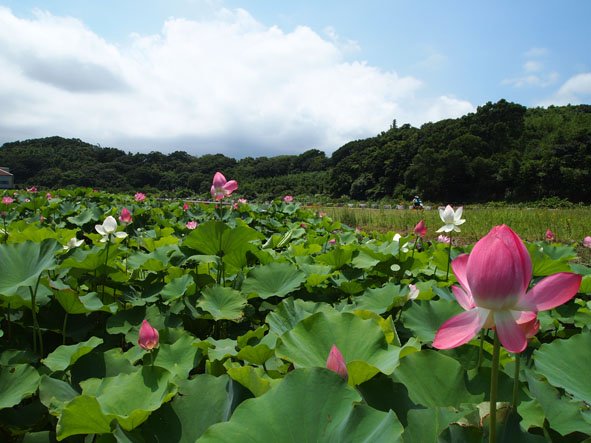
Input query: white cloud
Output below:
<box><xmin>539</xmin><ymin>72</ymin><xmax>591</xmax><ymax>105</ymax></box>
<box><xmin>502</xmin><ymin>47</ymin><xmax>559</xmax><ymax>89</ymax></box>
<box><xmin>523</xmin><ymin>60</ymin><xmax>542</xmax><ymax>73</ymax></box>
<box><xmin>524</xmin><ymin>47</ymin><xmax>548</xmax><ymax>58</ymax></box>
<box><xmin>0</xmin><ymin>6</ymin><xmax>474</xmax><ymax>157</ymax></box>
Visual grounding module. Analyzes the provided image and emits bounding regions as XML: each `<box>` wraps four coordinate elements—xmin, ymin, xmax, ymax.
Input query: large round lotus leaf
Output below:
<box><xmin>0</xmin><ymin>239</ymin><xmax>59</xmax><ymax>297</ymax></box>
<box><xmin>198</xmin><ymin>368</ymin><xmax>403</xmax><ymax>443</ymax></box>
<box><xmin>265</xmin><ymin>297</ymin><xmax>334</xmax><ymax>336</ymax></box>
<box><xmin>275</xmin><ymin>311</ymin><xmax>399</xmax><ymax>385</ymax></box>
<box><xmin>392</xmin><ymin>350</ymin><xmax>483</xmax><ymax>408</ymax></box>
<box><xmin>42</xmin><ymin>336</ymin><xmax>103</xmax><ymax>372</ymax></box>
<box><xmin>534</xmin><ymin>332</ymin><xmax>591</xmax><ymax>404</ymax></box>
<box><xmin>0</xmin><ymin>364</ymin><xmax>40</xmax><ymax>409</ymax></box>
<box><xmin>241</xmin><ymin>262</ymin><xmax>307</xmax><ymax>299</ymax></box>
<box><xmin>197</xmin><ymin>285</ymin><xmax>247</xmax><ymax>321</ymax></box>
<box><xmin>401</xmin><ymin>299</ymin><xmax>464</xmax><ymax>343</ymax></box>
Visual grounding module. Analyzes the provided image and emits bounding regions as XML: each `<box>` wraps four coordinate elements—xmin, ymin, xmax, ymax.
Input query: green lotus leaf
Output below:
<box><xmin>152</xmin><ymin>332</ymin><xmax>200</xmax><ymax>380</ymax></box>
<box><xmin>392</xmin><ymin>349</ymin><xmax>483</xmax><ymax>408</ymax></box>
<box><xmin>0</xmin><ymin>364</ymin><xmax>41</xmax><ymax>409</ymax></box>
<box><xmin>241</xmin><ymin>262</ymin><xmax>307</xmax><ymax>299</ymax></box>
<box><xmin>403</xmin><ymin>407</ymin><xmax>476</xmax><ymax>443</ymax></box>
<box><xmin>127</xmin><ymin>244</ymin><xmax>181</xmax><ymax>272</ymax></box>
<box><xmin>160</xmin><ymin>274</ymin><xmax>195</xmax><ymax>304</ymax></box>
<box><xmin>38</xmin><ymin>375</ymin><xmax>79</xmax><ymax>416</ymax></box>
<box><xmin>43</xmin><ymin>336</ymin><xmax>104</xmax><ymax>372</ymax></box>
<box><xmin>198</xmin><ymin>368</ymin><xmax>403</xmax><ymax>443</ymax></box>
<box><xmin>401</xmin><ymin>299</ymin><xmax>464</xmax><ymax>343</ymax></box>
<box><xmin>276</xmin><ymin>311</ymin><xmax>399</xmax><ymax>385</ymax></box>
<box><xmin>265</xmin><ymin>297</ymin><xmax>333</xmax><ymax>336</ymax></box>
<box><xmin>352</xmin><ymin>283</ymin><xmax>407</xmax><ymax>314</ymax></box>
<box><xmin>197</xmin><ymin>285</ymin><xmax>247</xmax><ymax>321</ymax></box>
<box><xmin>0</xmin><ymin>239</ymin><xmax>59</xmax><ymax>297</ymax></box>
<box><xmin>66</xmin><ymin>208</ymin><xmax>102</xmax><ymax>226</ymax></box>
<box><xmin>226</xmin><ymin>365</ymin><xmax>274</xmax><ymax>397</ymax></box>
<box><xmin>140</xmin><ymin>374</ymin><xmax>238</xmax><ymax>443</ymax></box>
<box><xmin>316</xmin><ymin>247</ymin><xmax>354</xmax><ymax>270</ymax></box>
<box><xmin>533</xmin><ymin>332</ymin><xmax>591</xmax><ymax>404</ymax></box>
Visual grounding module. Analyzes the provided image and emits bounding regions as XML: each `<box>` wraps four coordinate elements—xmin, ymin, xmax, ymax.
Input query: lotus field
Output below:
<box><xmin>1</xmin><ymin>176</ymin><xmax>591</xmax><ymax>443</ymax></box>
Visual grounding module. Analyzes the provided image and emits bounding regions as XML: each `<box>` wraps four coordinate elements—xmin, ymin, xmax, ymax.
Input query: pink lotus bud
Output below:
<box><xmin>328</xmin><ymin>238</ymin><xmax>336</xmax><ymax>245</ymax></box>
<box><xmin>326</xmin><ymin>344</ymin><xmax>348</xmax><ymax>381</ymax></box>
<box><xmin>134</xmin><ymin>192</ymin><xmax>146</xmax><ymax>202</ymax></box>
<box><xmin>414</xmin><ymin>220</ymin><xmax>427</xmax><ymax>237</ymax></box>
<box><xmin>283</xmin><ymin>195</ymin><xmax>293</xmax><ymax>203</ymax></box>
<box><xmin>119</xmin><ymin>207</ymin><xmax>132</xmax><ymax>223</ymax></box>
<box><xmin>186</xmin><ymin>220</ymin><xmax>198</xmax><ymax>230</ymax></box>
<box><xmin>138</xmin><ymin>319</ymin><xmax>159</xmax><ymax>350</ymax></box>
<box><xmin>183</xmin><ymin>202</ymin><xmax>189</xmax><ymax>211</ymax></box>
<box><xmin>584</xmin><ymin>236</ymin><xmax>591</xmax><ymax>249</ymax></box>
<box><xmin>545</xmin><ymin>229</ymin><xmax>555</xmax><ymax>242</ymax></box>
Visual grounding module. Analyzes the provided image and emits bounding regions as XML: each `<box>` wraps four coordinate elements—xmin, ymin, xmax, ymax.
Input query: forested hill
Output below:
<box><xmin>1</xmin><ymin>100</ymin><xmax>591</xmax><ymax>203</ymax></box>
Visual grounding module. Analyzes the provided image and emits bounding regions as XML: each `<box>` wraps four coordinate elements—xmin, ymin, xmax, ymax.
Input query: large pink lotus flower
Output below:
<box><xmin>186</xmin><ymin>220</ymin><xmax>198</xmax><ymax>230</ymax></box>
<box><xmin>2</xmin><ymin>196</ymin><xmax>13</xmax><ymax>205</ymax></box>
<box><xmin>584</xmin><ymin>236</ymin><xmax>591</xmax><ymax>249</ymax></box>
<box><xmin>414</xmin><ymin>220</ymin><xmax>427</xmax><ymax>237</ymax></box>
<box><xmin>210</xmin><ymin>172</ymin><xmax>238</xmax><ymax>201</ymax></box>
<box><xmin>433</xmin><ymin>225</ymin><xmax>581</xmax><ymax>353</ymax></box>
<box><xmin>138</xmin><ymin>319</ymin><xmax>159</xmax><ymax>350</ymax></box>
<box><xmin>326</xmin><ymin>344</ymin><xmax>348</xmax><ymax>381</ymax></box>
<box><xmin>134</xmin><ymin>192</ymin><xmax>146</xmax><ymax>202</ymax></box>
<box><xmin>119</xmin><ymin>207</ymin><xmax>132</xmax><ymax>223</ymax></box>
<box><xmin>283</xmin><ymin>195</ymin><xmax>294</xmax><ymax>203</ymax></box>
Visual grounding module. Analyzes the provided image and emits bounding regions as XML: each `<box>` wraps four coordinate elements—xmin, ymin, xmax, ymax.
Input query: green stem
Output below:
<box><xmin>445</xmin><ymin>233</ymin><xmax>453</xmax><ymax>280</ymax></box>
<box><xmin>5</xmin><ymin>302</ymin><xmax>11</xmax><ymax>342</ymax></box>
<box><xmin>2</xmin><ymin>215</ymin><xmax>7</xmax><ymax>243</ymax></box>
<box><xmin>477</xmin><ymin>329</ymin><xmax>485</xmax><ymax>370</ymax></box>
<box><xmin>29</xmin><ymin>277</ymin><xmax>44</xmax><ymax>356</ymax></box>
<box><xmin>411</xmin><ymin>235</ymin><xmax>418</xmax><ymax>259</ymax></box>
<box><xmin>489</xmin><ymin>331</ymin><xmax>500</xmax><ymax>443</ymax></box>
<box><xmin>102</xmin><ymin>239</ymin><xmax>111</xmax><ymax>301</ymax></box>
<box><xmin>62</xmin><ymin>313</ymin><xmax>68</xmax><ymax>345</ymax></box>
<box><xmin>511</xmin><ymin>353</ymin><xmax>521</xmax><ymax>410</ymax></box>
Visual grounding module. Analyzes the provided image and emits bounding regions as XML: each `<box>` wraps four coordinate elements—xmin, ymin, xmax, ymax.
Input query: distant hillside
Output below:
<box><xmin>1</xmin><ymin>100</ymin><xmax>590</xmax><ymax>203</ymax></box>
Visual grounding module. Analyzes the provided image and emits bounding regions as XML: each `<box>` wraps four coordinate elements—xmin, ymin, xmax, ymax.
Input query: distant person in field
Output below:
<box><xmin>412</xmin><ymin>195</ymin><xmax>424</xmax><ymax>210</ymax></box>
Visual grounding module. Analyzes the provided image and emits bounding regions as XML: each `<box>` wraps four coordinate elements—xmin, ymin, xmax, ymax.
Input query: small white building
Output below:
<box><xmin>0</xmin><ymin>167</ymin><xmax>14</xmax><ymax>189</ymax></box>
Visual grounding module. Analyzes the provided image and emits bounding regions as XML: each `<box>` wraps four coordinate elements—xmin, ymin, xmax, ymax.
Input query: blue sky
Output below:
<box><xmin>1</xmin><ymin>0</ymin><xmax>589</xmax><ymax>157</ymax></box>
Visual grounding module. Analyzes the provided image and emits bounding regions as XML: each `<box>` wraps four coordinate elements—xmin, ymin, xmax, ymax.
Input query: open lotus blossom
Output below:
<box><xmin>210</xmin><ymin>172</ymin><xmax>238</xmax><ymax>201</ymax></box>
<box><xmin>64</xmin><ymin>237</ymin><xmax>84</xmax><ymax>250</ymax></box>
<box><xmin>27</xmin><ymin>186</ymin><xmax>38</xmax><ymax>193</ymax></box>
<box><xmin>414</xmin><ymin>220</ymin><xmax>427</xmax><ymax>237</ymax></box>
<box><xmin>433</xmin><ymin>225</ymin><xmax>581</xmax><ymax>353</ymax></box>
<box><xmin>237</xmin><ymin>198</ymin><xmax>248</xmax><ymax>204</ymax></box>
<box><xmin>437</xmin><ymin>234</ymin><xmax>451</xmax><ymax>244</ymax></box>
<box><xmin>408</xmin><ymin>284</ymin><xmax>420</xmax><ymax>300</ymax></box>
<box><xmin>437</xmin><ymin>205</ymin><xmax>465</xmax><ymax>233</ymax></box>
<box><xmin>283</xmin><ymin>195</ymin><xmax>293</xmax><ymax>203</ymax></box>
<box><xmin>138</xmin><ymin>319</ymin><xmax>159</xmax><ymax>350</ymax></box>
<box><xmin>2</xmin><ymin>196</ymin><xmax>13</xmax><ymax>205</ymax></box>
<box><xmin>119</xmin><ymin>207</ymin><xmax>132</xmax><ymax>223</ymax></box>
<box><xmin>584</xmin><ymin>236</ymin><xmax>591</xmax><ymax>249</ymax></box>
<box><xmin>95</xmin><ymin>216</ymin><xmax>128</xmax><ymax>242</ymax></box>
<box><xmin>134</xmin><ymin>192</ymin><xmax>146</xmax><ymax>202</ymax></box>
<box><xmin>326</xmin><ymin>344</ymin><xmax>348</xmax><ymax>381</ymax></box>
<box><xmin>186</xmin><ymin>220</ymin><xmax>198</xmax><ymax>230</ymax></box>
<box><xmin>545</xmin><ymin>229</ymin><xmax>555</xmax><ymax>241</ymax></box>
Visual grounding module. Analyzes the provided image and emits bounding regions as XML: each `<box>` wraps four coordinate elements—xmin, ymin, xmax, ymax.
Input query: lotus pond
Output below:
<box><xmin>0</xmin><ymin>187</ymin><xmax>590</xmax><ymax>442</ymax></box>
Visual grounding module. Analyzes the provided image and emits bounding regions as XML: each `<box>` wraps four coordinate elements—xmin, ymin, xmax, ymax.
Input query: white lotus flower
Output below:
<box><xmin>408</xmin><ymin>284</ymin><xmax>420</xmax><ymax>301</ymax></box>
<box><xmin>95</xmin><ymin>216</ymin><xmax>128</xmax><ymax>242</ymax></box>
<box><xmin>64</xmin><ymin>237</ymin><xmax>84</xmax><ymax>250</ymax></box>
<box><xmin>436</xmin><ymin>205</ymin><xmax>465</xmax><ymax>233</ymax></box>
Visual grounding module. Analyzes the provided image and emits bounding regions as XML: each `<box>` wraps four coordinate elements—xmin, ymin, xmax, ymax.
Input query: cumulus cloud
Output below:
<box><xmin>502</xmin><ymin>47</ymin><xmax>559</xmax><ymax>88</ymax></box>
<box><xmin>539</xmin><ymin>72</ymin><xmax>591</xmax><ymax>105</ymax></box>
<box><xmin>0</xmin><ymin>6</ymin><xmax>474</xmax><ymax>157</ymax></box>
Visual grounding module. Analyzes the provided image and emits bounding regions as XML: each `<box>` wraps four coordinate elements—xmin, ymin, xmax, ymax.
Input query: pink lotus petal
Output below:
<box><xmin>326</xmin><ymin>344</ymin><xmax>348</xmax><ymax>381</ymax></box>
<box><xmin>494</xmin><ymin>310</ymin><xmax>527</xmax><ymax>353</ymax></box>
<box><xmin>451</xmin><ymin>254</ymin><xmax>471</xmax><ymax>295</ymax></box>
<box><xmin>451</xmin><ymin>285</ymin><xmax>475</xmax><ymax>311</ymax></box>
<box><xmin>433</xmin><ymin>308</ymin><xmax>490</xmax><ymax>349</ymax></box>
<box><xmin>515</xmin><ymin>272</ymin><xmax>581</xmax><ymax>312</ymax></box>
<box><xmin>223</xmin><ymin>180</ymin><xmax>238</xmax><ymax>193</ymax></box>
<box><xmin>138</xmin><ymin>319</ymin><xmax>159</xmax><ymax>350</ymax></box>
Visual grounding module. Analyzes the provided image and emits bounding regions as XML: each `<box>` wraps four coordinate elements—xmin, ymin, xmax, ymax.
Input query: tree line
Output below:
<box><xmin>1</xmin><ymin>100</ymin><xmax>590</xmax><ymax>203</ymax></box>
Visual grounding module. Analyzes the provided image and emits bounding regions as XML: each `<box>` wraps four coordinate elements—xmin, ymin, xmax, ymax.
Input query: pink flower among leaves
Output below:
<box><xmin>433</xmin><ymin>225</ymin><xmax>581</xmax><ymax>354</ymax></box>
<box><xmin>584</xmin><ymin>236</ymin><xmax>591</xmax><ymax>249</ymax></box>
<box><xmin>414</xmin><ymin>220</ymin><xmax>427</xmax><ymax>237</ymax></box>
<box><xmin>46</xmin><ymin>192</ymin><xmax>52</xmax><ymax>200</ymax></box>
<box><xmin>134</xmin><ymin>192</ymin><xmax>146</xmax><ymax>202</ymax></box>
<box><xmin>186</xmin><ymin>220</ymin><xmax>198</xmax><ymax>230</ymax></box>
<box><xmin>183</xmin><ymin>202</ymin><xmax>189</xmax><ymax>211</ymax></box>
<box><xmin>283</xmin><ymin>195</ymin><xmax>294</xmax><ymax>203</ymax></box>
<box><xmin>27</xmin><ymin>186</ymin><xmax>38</xmax><ymax>193</ymax></box>
<box><xmin>119</xmin><ymin>207</ymin><xmax>132</xmax><ymax>223</ymax></box>
<box><xmin>326</xmin><ymin>344</ymin><xmax>348</xmax><ymax>381</ymax></box>
<box><xmin>545</xmin><ymin>229</ymin><xmax>555</xmax><ymax>242</ymax></box>
<box><xmin>210</xmin><ymin>172</ymin><xmax>238</xmax><ymax>201</ymax></box>
<box><xmin>138</xmin><ymin>320</ymin><xmax>159</xmax><ymax>350</ymax></box>
<box><xmin>2</xmin><ymin>196</ymin><xmax>13</xmax><ymax>205</ymax></box>
<box><xmin>437</xmin><ymin>234</ymin><xmax>451</xmax><ymax>244</ymax></box>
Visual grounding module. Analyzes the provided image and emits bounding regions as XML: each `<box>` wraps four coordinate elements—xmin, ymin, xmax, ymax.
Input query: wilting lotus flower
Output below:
<box><xmin>63</xmin><ymin>237</ymin><xmax>84</xmax><ymax>250</ymax></box>
<box><xmin>210</xmin><ymin>172</ymin><xmax>238</xmax><ymax>201</ymax></box>
<box><xmin>437</xmin><ymin>234</ymin><xmax>451</xmax><ymax>244</ymax></box>
<box><xmin>119</xmin><ymin>207</ymin><xmax>132</xmax><ymax>223</ymax></box>
<box><xmin>584</xmin><ymin>236</ymin><xmax>591</xmax><ymax>249</ymax></box>
<box><xmin>183</xmin><ymin>202</ymin><xmax>189</xmax><ymax>211</ymax></box>
<box><xmin>138</xmin><ymin>320</ymin><xmax>159</xmax><ymax>350</ymax></box>
<box><xmin>414</xmin><ymin>220</ymin><xmax>427</xmax><ymax>237</ymax></box>
<box><xmin>408</xmin><ymin>284</ymin><xmax>420</xmax><ymax>300</ymax></box>
<box><xmin>433</xmin><ymin>225</ymin><xmax>581</xmax><ymax>353</ymax></box>
<box><xmin>134</xmin><ymin>192</ymin><xmax>146</xmax><ymax>202</ymax></box>
<box><xmin>1</xmin><ymin>196</ymin><xmax>13</xmax><ymax>205</ymax></box>
<box><xmin>186</xmin><ymin>220</ymin><xmax>198</xmax><ymax>230</ymax></box>
<box><xmin>95</xmin><ymin>216</ymin><xmax>128</xmax><ymax>242</ymax></box>
<box><xmin>283</xmin><ymin>195</ymin><xmax>294</xmax><ymax>203</ymax></box>
<box><xmin>326</xmin><ymin>344</ymin><xmax>348</xmax><ymax>381</ymax></box>
<box><xmin>437</xmin><ymin>205</ymin><xmax>465</xmax><ymax>233</ymax></box>
<box><xmin>545</xmin><ymin>229</ymin><xmax>555</xmax><ymax>241</ymax></box>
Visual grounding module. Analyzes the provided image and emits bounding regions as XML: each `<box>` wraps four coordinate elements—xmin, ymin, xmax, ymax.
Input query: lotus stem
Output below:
<box><xmin>511</xmin><ymin>353</ymin><xmax>521</xmax><ymax>410</ymax></box>
<box><xmin>62</xmin><ymin>312</ymin><xmax>68</xmax><ymax>345</ymax></box>
<box><xmin>29</xmin><ymin>279</ymin><xmax>44</xmax><ymax>356</ymax></box>
<box><xmin>445</xmin><ymin>233</ymin><xmax>452</xmax><ymax>280</ymax></box>
<box><xmin>489</xmin><ymin>331</ymin><xmax>500</xmax><ymax>443</ymax></box>
<box><xmin>477</xmin><ymin>329</ymin><xmax>485</xmax><ymax>370</ymax></box>
<box><xmin>411</xmin><ymin>235</ymin><xmax>418</xmax><ymax>259</ymax></box>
